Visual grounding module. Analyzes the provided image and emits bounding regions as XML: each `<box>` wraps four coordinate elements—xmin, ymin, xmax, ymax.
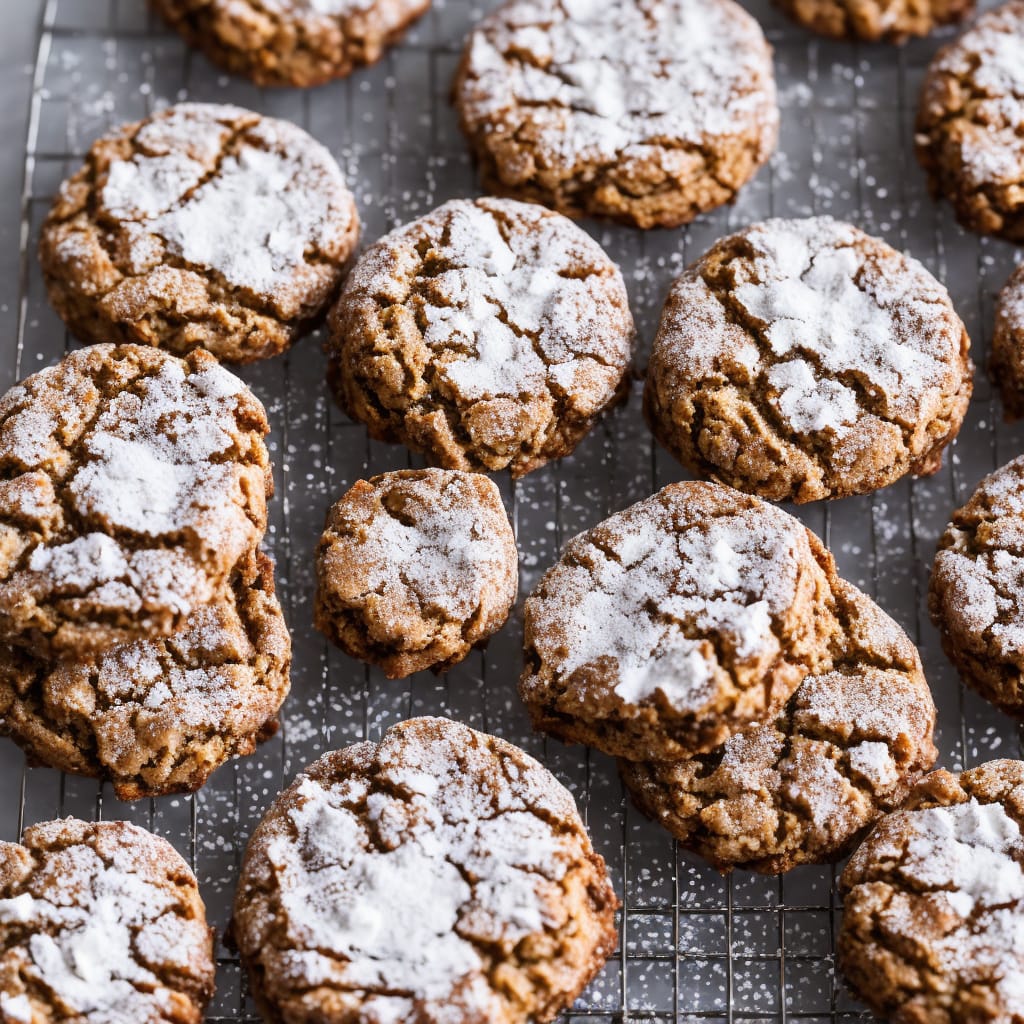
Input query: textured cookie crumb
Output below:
<box><xmin>40</xmin><ymin>102</ymin><xmax>359</xmax><ymax>363</ymax></box>
<box><xmin>328</xmin><ymin>197</ymin><xmax>635</xmax><ymax>477</ymax></box>
<box><xmin>621</xmin><ymin>580</ymin><xmax>937</xmax><ymax>874</ymax></box>
<box><xmin>0</xmin><ymin>818</ymin><xmax>215</xmax><ymax>1024</ymax></box>
<box><xmin>520</xmin><ymin>480</ymin><xmax>841</xmax><ymax>761</ymax></box>
<box><xmin>314</xmin><ymin>469</ymin><xmax>518</xmax><ymax>678</ymax></box>
<box><xmin>839</xmin><ymin>760</ymin><xmax>1024</xmax><ymax>1023</ymax></box>
<box><xmin>453</xmin><ymin>0</ymin><xmax>778</xmax><ymax>229</ymax></box>
<box><xmin>775</xmin><ymin>0</ymin><xmax>973</xmax><ymax>41</ymax></box>
<box><xmin>644</xmin><ymin>216</ymin><xmax>972</xmax><ymax>503</ymax></box>
<box><xmin>992</xmin><ymin>264</ymin><xmax>1024</xmax><ymax>419</ymax></box>
<box><xmin>230</xmin><ymin>716</ymin><xmax>618</xmax><ymax>1024</ymax></box>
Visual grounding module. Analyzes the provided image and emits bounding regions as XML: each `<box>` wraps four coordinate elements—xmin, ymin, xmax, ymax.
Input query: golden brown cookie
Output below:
<box><xmin>644</xmin><ymin>217</ymin><xmax>972</xmax><ymax>503</ymax></box>
<box><xmin>992</xmin><ymin>265</ymin><xmax>1024</xmax><ymax>419</ymax></box>
<box><xmin>621</xmin><ymin>581</ymin><xmax>936</xmax><ymax>874</ymax></box>
<box><xmin>314</xmin><ymin>469</ymin><xmax>517</xmax><ymax>679</ymax></box>
<box><xmin>0</xmin><ymin>552</ymin><xmax>291</xmax><ymax>801</ymax></box>
<box><xmin>520</xmin><ymin>481</ymin><xmax>841</xmax><ymax>762</ymax></box>
<box><xmin>930</xmin><ymin>455</ymin><xmax>1024</xmax><ymax>717</ymax></box>
<box><xmin>40</xmin><ymin>103</ymin><xmax>359</xmax><ymax>363</ymax></box>
<box><xmin>0</xmin><ymin>818</ymin><xmax>215</xmax><ymax>1024</ymax></box>
<box><xmin>230</xmin><ymin>717</ymin><xmax>618</xmax><ymax>1024</ymax></box>
<box><xmin>327</xmin><ymin>197</ymin><xmax>634</xmax><ymax>477</ymax></box>
<box><xmin>839</xmin><ymin>760</ymin><xmax>1024</xmax><ymax>1024</ymax></box>
<box><xmin>915</xmin><ymin>1</ymin><xmax>1024</xmax><ymax>243</ymax></box>
<box><xmin>775</xmin><ymin>0</ymin><xmax>973</xmax><ymax>41</ymax></box>
<box><xmin>152</xmin><ymin>0</ymin><xmax>431</xmax><ymax>88</ymax></box>
<box><xmin>0</xmin><ymin>343</ymin><xmax>271</xmax><ymax>657</ymax></box>
<box><xmin>453</xmin><ymin>0</ymin><xmax>778</xmax><ymax>229</ymax></box>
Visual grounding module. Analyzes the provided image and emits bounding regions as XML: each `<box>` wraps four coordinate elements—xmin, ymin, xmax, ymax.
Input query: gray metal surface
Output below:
<box><xmin>1</xmin><ymin>0</ymin><xmax>1022</xmax><ymax>1020</ymax></box>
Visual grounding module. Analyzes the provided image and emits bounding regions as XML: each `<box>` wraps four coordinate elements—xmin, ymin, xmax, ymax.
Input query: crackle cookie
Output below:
<box><xmin>0</xmin><ymin>818</ymin><xmax>215</xmax><ymax>1024</ymax></box>
<box><xmin>775</xmin><ymin>0</ymin><xmax>973</xmax><ymax>42</ymax></box>
<box><xmin>40</xmin><ymin>102</ymin><xmax>359</xmax><ymax>363</ymax></box>
<box><xmin>621</xmin><ymin>581</ymin><xmax>936</xmax><ymax>874</ymax></box>
<box><xmin>519</xmin><ymin>481</ymin><xmax>841</xmax><ymax>761</ymax></box>
<box><xmin>929</xmin><ymin>455</ymin><xmax>1024</xmax><ymax>717</ymax></box>
<box><xmin>0</xmin><ymin>553</ymin><xmax>291</xmax><ymax>801</ymax></box>
<box><xmin>916</xmin><ymin>1</ymin><xmax>1024</xmax><ymax>242</ymax></box>
<box><xmin>230</xmin><ymin>717</ymin><xmax>618</xmax><ymax>1024</ymax></box>
<box><xmin>0</xmin><ymin>343</ymin><xmax>271</xmax><ymax>657</ymax></box>
<box><xmin>153</xmin><ymin>0</ymin><xmax>431</xmax><ymax>88</ymax></box>
<box><xmin>314</xmin><ymin>469</ymin><xmax>517</xmax><ymax>679</ymax></box>
<box><xmin>328</xmin><ymin>197</ymin><xmax>634</xmax><ymax>477</ymax></box>
<box><xmin>644</xmin><ymin>217</ymin><xmax>972</xmax><ymax>503</ymax></box>
<box><xmin>992</xmin><ymin>265</ymin><xmax>1024</xmax><ymax>418</ymax></box>
<box><xmin>839</xmin><ymin>760</ymin><xmax>1024</xmax><ymax>1023</ymax></box>
<box><xmin>453</xmin><ymin>0</ymin><xmax>778</xmax><ymax>229</ymax></box>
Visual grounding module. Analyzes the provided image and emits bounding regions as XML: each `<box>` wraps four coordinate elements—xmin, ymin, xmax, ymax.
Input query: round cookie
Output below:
<box><xmin>453</xmin><ymin>0</ymin><xmax>778</xmax><ymax>230</ymax></box>
<box><xmin>519</xmin><ymin>481</ymin><xmax>841</xmax><ymax>762</ymax></box>
<box><xmin>991</xmin><ymin>265</ymin><xmax>1024</xmax><ymax>419</ymax></box>
<box><xmin>839</xmin><ymin>760</ymin><xmax>1024</xmax><ymax>1023</ymax></box>
<box><xmin>39</xmin><ymin>102</ymin><xmax>359</xmax><ymax>363</ymax></box>
<box><xmin>152</xmin><ymin>0</ymin><xmax>430</xmax><ymax>88</ymax></box>
<box><xmin>775</xmin><ymin>0</ymin><xmax>973</xmax><ymax>42</ymax></box>
<box><xmin>916</xmin><ymin>1</ymin><xmax>1024</xmax><ymax>243</ymax></box>
<box><xmin>929</xmin><ymin>455</ymin><xmax>1024</xmax><ymax>716</ymax></box>
<box><xmin>0</xmin><ymin>343</ymin><xmax>271</xmax><ymax>657</ymax></box>
<box><xmin>328</xmin><ymin>197</ymin><xmax>634</xmax><ymax>477</ymax></box>
<box><xmin>0</xmin><ymin>552</ymin><xmax>291</xmax><ymax>801</ymax></box>
<box><xmin>230</xmin><ymin>716</ymin><xmax>618</xmax><ymax>1024</ymax></box>
<box><xmin>620</xmin><ymin>580</ymin><xmax>937</xmax><ymax>874</ymax></box>
<box><xmin>644</xmin><ymin>217</ymin><xmax>973</xmax><ymax>503</ymax></box>
<box><xmin>314</xmin><ymin>469</ymin><xmax>517</xmax><ymax>678</ymax></box>
<box><xmin>0</xmin><ymin>818</ymin><xmax>215</xmax><ymax>1024</ymax></box>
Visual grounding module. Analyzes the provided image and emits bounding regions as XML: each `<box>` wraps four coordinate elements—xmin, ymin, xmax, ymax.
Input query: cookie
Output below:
<box><xmin>644</xmin><ymin>217</ymin><xmax>973</xmax><ymax>503</ymax></box>
<box><xmin>152</xmin><ymin>0</ymin><xmax>430</xmax><ymax>88</ymax></box>
<box><xmin>230</xmin><ymin>716</ymin><xmax>618</xmax><ymax>1024</ymax></box>
<box><xmin>775</xmin><ymin>0</ymin><xmax>973</xmax><ymax>41</ymax></box>
<box><xmin>314</xmin><ymin>469</ymin><xmax>517</xmax><ymax>679</ymax></box>
<box><xmin>621</xmin><ymin>580</ymin><xmax>937</xmax><ymax>874</ymax></box>
<box><xmin>0</xmin><ymin>552</ymin><xmax>290</xmax><ymax>801</ymax></box>
<box><xmin>839</xmin><ymin>760</ymin><xmax>1024</xmax><ymax>1023</ymax></box>
<box><xmin>0</xmin><ymin>818</ymin><xmax>215</xmax><ymax>1024</ymax></box>
<box><xmin>929</xmin><ymin>455</ymin><xmax>1024</xmax><ymax>717</ymax></box>
<box><xmin>991</xmin><ymin>264</ymin><xmax>1024</xmax><ymax>419</ymax></box>
<box><xmin>453</xmin><ymin>0</ymin><xmax>778</xmax><ymax>230</ymax></box>
<box><xmin>0</xmin><ymin>343</ymin><xmax>271</xmax><ymax>657</ymax></box>
<box><xmin>519</xmin><ymin>481</ymin><xmax>841</xmax><ymax>762</ymax></box>
<box><xmin>915</xmin><ymin>1</ymin><xmax>1024</xmax><ymax>243</ymax></box>
<box><xmin>39</xmin><ymin>102</ymin><xmax>359</xmax><ymax>363</ymax></box>
<box><xmin>327</xmin><ymin>197</ymin><xmax>634</xmax><ymax>477</ymax></box>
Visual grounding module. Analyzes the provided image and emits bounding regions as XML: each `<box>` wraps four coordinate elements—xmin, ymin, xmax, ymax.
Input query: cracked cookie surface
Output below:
<box><xmin>621</xmin><ymin>580</ymin><xmax>936</xmax><ymax>873</ymax></box>
<box><xmin>519</xmin><ymin>481</ymin><xmax>841</xmax><ymax>761</ymax></box>
<box><xmin>915</xmin><ymin>1</ymin><xmax>1024</xmax><ymax>242</ymax></box>
<box><xmin>327</xmin><ymin>197</ymin><xmax>634</xmax><ymax>477</ymax></box>
<box><xmin>0</xmin><ymin>343</ymin><xmax>271</xmax><ymax>657</ymax></box>
<box><xmin>314</xmin><ymin>469</ymin><xmax>517</xmax><ymax>678</ymax></box>
<box><xmin>40</xmin><ymin>102</ymin><xmax>359</xmax><ymax>363</ymax></box>
<box><xmin>775</xmin><ymin>0</ymin><xmax>973</xmax><ymax>41</ymax></box>
<box><xmin>0</xmin><ymin>552</ymin><xmax>291</xmax><ymax>801</ymax></box>
<box><xmin>992</xmin><ymin>265</ymin><xmax>1024</xmax><ymax>418</ymax></box>
<box><xmin>644</xmin><ymin>217</ymin><xmax>972</xmax><ymax>503</ymax></box>
<box><xmin>0</xmin><ymin>818</ymin><xmax>215</xmax><ymax>1024</ymax></box>
<box><xmin>453</xmin><ymin>0</ymin><xmax>778</xmax><ymax>229</ymax></box>
<box><xmin>839</xmin><ymin>760</ymin><xmax>1024</xmax><ymax>1023</ymax></box>
<box><xmin>152</xmin><ymin>0</ymin><xmax>431</xmax><ymax>88</ymax></box>
<box><xmin>230</xmin><ymin>716</ymin><xmax>618</xmax><ymax>1024</ymax></box>
<box><xmin>930</xmin><ymin>455</ymin><xmax>1024</xmax><ymax>716</ymax></box>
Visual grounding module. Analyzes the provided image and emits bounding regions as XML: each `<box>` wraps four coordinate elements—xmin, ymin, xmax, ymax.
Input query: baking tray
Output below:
<box><xmin>2</xmin><ymin>0</ymin><xmax>1022</xmax><ymax>1020</ymax></box>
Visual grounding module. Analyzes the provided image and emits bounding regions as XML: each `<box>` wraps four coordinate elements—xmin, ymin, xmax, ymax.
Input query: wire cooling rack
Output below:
<box><xmin>2</xmin><ymin>0</ymin><xmax>1023</xmax><ymax>1020</ymax></box>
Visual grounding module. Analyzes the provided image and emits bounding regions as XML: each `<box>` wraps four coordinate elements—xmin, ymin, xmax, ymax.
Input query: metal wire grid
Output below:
<box><xmin>1</xmin><ymin>0</ymin><xmax>1023</xmax><ymax>1020</ymax></box>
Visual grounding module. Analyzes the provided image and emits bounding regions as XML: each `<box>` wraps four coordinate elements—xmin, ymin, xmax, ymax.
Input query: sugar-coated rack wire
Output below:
<box><xmin>2</xmin><ymin>0</ymin><xmax>1023</xmax><ymax>1020</ymax></box>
